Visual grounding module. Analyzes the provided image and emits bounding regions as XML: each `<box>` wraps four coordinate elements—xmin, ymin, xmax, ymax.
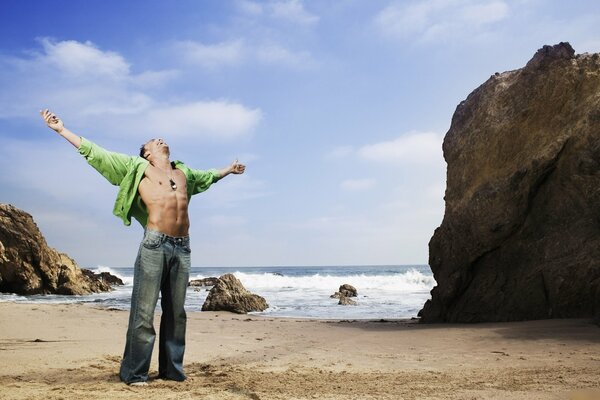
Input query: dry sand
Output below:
<box><xmin>0</xmin><ymin>302</ymin><xmax>599</xmax><ymax>399</ymax></box>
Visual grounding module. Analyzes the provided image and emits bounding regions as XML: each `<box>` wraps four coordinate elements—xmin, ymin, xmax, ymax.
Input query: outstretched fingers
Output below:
<box><xmin>40</xmin><ymin>109</ymin><xmax>58</xmax><ymax>124</ymax></box>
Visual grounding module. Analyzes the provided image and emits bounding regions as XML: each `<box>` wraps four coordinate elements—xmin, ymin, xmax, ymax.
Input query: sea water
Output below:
<box><xmin>0</xmin><ymin>265</ymin><xmax>436</xmax><ymax>319</ymax></box>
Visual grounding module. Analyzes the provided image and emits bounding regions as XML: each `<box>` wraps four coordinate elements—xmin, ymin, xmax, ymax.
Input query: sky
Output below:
<box><xmin>1</xmin><ymin>0</ymin><xmax>599</xmax><ymax>268</ymax></box>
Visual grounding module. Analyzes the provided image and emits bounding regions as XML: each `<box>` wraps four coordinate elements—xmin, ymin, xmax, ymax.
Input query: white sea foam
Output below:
<box><xmin>186</xmin><ymin>268</ymin><xmax>436</xmax><ymax>319</ymax></box>
<box><xmin>190</xmin><ymin>268</ymin><xmax>435</xmax><ymax>293</ymax></box>
<box><xmin>1</xmin><ymin>266</ymin><xmax>436</xmax><ymax>319</ymax></box>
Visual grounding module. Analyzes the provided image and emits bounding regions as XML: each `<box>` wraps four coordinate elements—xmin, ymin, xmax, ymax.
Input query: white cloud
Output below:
<box><xmin>374</xmin><ymin>0</ymin><xmax>509</xmax><ymax>42</ymax></box>
<box><xmin>38</xmin><ymin>38</ymin><xmax>130</xmax><ymax>78</ymax></box>
<box><xmin>130</xmin><ymin>70</ymin><xmax>180</xmax><ymax>88</ymax></box>
<box><xmin>175</xmin><ymin>40</ymin><xmax>245</xmax><ymax>69</ymax></box>
<box><xmin>134</xmin><ymin>101</ymin><xmax>262</xmax><ymax>139</ymax></box>
<box><xmin>238</xmin><ymin>0</ymin><xmax>319</xmax><ymax>25</ymax></box>
<box><xmin>340</xmin><ymin>179</ymin><xmax>376</xmax><ymax>191</ymax></box>
<box><xmin>256</xmin><ymin>44</ymin><xmax>315</xmax><ymax>68</ymax></box>
<box><xmin>174</xmin><ymin>39</ymin><xmax>315</xmax><ymax>70</ymax></box>
<box><xmin>0</xmin><ymin>39</ymin><xmax>261</xmax><ymax>140</ymax></box>
<box><xmin>236</xmin><ymin>0</ymin><xmax>264</xmax><ymax>16</ymax></box>
<box><xmin>357</xmin><ymin>131</ymin><xmax>444</xmax><ymax>166</ymax></box>
<box><xmin>461</xmin><ymin>1</ymin><xmax>509</xmax><ymax>25</ymax></box>
<box><xmin>269</xmin><ymin>0</ymin><xmax>319</xmax><ymax>25</ymax></box>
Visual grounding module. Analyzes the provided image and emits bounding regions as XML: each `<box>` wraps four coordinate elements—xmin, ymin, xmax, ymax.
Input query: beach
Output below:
<box><xmin>0</xmin><ymin>303</ymin><xmax>599</xmax><ymax>399</ymax></box>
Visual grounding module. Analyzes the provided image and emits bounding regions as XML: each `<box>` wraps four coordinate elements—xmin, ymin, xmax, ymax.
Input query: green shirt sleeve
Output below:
<box><xmin>78</xmin><ymin>137</ymin><xmax>135</xmax><ymax>186</ymax></box>
<box><xmin>190</xmin><ymin>168</ymin><xmax>221</xmax><ymax>194</ymax></box>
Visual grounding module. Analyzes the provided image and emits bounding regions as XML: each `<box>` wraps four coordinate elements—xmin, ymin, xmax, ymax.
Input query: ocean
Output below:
<box><xmin>0</xmin><ymin>265</ymin><xmax>436</xmax><ymax>319</ymax></box>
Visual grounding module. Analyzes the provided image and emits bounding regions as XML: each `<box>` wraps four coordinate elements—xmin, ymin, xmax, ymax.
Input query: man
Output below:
<box><xmin>40</xmin><ymin>109</ymin><xmax>245</xmax><ymax>386</ymax></box>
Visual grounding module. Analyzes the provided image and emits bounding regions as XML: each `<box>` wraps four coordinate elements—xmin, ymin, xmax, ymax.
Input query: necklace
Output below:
<box><xmin>156</xmin><ymin>165</ymin><xmax>177</xmax><ymax>190</ymax></box>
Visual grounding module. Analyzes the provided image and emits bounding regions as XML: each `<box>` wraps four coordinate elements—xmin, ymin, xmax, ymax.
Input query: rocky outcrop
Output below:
<box><xmin>338</xmin><ymin>296</ymin><xmax>357</xmax><ymax>306</ymax></box>
<box><xmin>330</xmin><ymin>284</ymin><xmax>358</xmax><ymax>299</ymax></box>
<box><xmin>81</xmin><ymin>269</ymin><xmax>124</xmax><ymax>286</ymax></box>
<box><xmin>331</xmin><ymin>284</ymin><xmax>359</xmax><ymax>305</ymax></box>
<box><xmin>189</xmin><ymin>277</ymin><xmax>220</xmax><ymax>287</ymax></box>
<box><xmin>420</xmin><ymin>43</ymin><xmax>600</xmax><ymax>322</ymax></box>
<box><xmin>0</xmin><ymin>204</ymin><xmax>111</xmax><ymax>295</ymax></box>
<box><xmin>201</xmin><ymin>273</ymin><xmax>268</xmax><ymax>314</ymax></box>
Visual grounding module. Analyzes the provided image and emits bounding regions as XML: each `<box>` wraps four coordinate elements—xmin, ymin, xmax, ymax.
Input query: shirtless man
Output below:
<box><xmin>40</xmin><ymin>109</ymin><xmax>245</xmax><ymax>385</ymax></box>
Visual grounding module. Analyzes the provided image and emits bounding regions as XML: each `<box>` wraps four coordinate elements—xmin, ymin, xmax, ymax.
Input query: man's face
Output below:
<box><xmin>143</xmin><ymin>138</ymin><xmax>170</xmax><ymax>159</ymax></box>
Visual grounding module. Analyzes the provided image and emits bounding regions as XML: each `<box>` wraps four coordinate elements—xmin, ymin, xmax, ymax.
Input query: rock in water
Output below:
<box><xmin>339</xmin><ymin>284</ymin><xmax>358</xmax><ymax>297</ymax></box>
<box><xmin>339</xmin><ymin>296</ymin><xmax>357</xmax><ymax>306</ymax></box>
<box><xmin>201</xmin><ymin>273</ymin><xmax>268</xmax><ymax>314</ymax></box>
<box><xmin>188</xmin><ymin>277</ymin><xmax>220</xmax><ymax>287</ymax></box>
<box><xmin>81</xmin><ymin>269</ymin><xmax>124</xmax><ymax>286</ymax></box>
<box><xmin>420</xmin><ymin>43</ymin><xmax>600</xmax><ymax>323</ymax></box>
<box><xmin>330</xmin><ymin>284</ymin><xmax>358</xmax><ymax>299</ymax></box>
<box><xmin>0</xmin><ymin>203</ymin><xmax>111</xmax><ymax>295</ymax></box>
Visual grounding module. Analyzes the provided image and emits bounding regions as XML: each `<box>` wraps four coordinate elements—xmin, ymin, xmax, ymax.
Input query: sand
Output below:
<box><xmin>0</xmin><ymin>303</ymin><xmax>599</xmax><ymax>400</ymax></box>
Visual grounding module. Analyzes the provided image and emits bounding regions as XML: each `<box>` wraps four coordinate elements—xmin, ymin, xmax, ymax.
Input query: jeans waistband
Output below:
<box><xmin>144</xmin><ymin>229</ymin><xmax>189</xmax><ymax>245</ymax></box>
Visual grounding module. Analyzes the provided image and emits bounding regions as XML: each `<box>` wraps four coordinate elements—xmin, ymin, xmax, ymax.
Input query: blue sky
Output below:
<box><xmin>1</xmin><ymin>0</ymin><xmax>599</xmax><ymax>268</ymax></box>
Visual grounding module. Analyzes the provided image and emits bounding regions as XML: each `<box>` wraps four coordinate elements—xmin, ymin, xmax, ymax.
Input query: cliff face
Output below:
<box><xmin>420</xmin><ymin>43</ymin><xmax>600</xmax><ymax>322</ymax></box>
<box><xmin>0</xmin><ymin>204</ymin><xmax>110</xmax><ymax>295</ymax></box>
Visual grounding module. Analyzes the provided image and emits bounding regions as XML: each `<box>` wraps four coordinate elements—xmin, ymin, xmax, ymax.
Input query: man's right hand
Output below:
<box><xmin>39</xmin><ymin>108</ymin><xmax>81</xmax><ymax>149</ymax></box>
<box><xmin>40</xmin><ymin>109</ymin><xmax>64</xmax><ymax>133</ymax></box>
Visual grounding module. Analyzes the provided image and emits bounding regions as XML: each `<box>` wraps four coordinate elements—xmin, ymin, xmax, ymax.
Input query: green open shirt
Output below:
<box><xmin>78</xmin><ymin>137</ymin><xmax>221</xmax><ymax>227</ymax></box>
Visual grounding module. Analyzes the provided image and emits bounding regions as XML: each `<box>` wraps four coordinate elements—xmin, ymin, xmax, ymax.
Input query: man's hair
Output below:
<box><xmin>139</xmin><ymin>143</ymin><xmax>147</xmax><ymax>159</ymax></box>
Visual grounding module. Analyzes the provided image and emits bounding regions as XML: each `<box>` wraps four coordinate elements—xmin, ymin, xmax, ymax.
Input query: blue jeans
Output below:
<box><xmin>119</xmin><ymin>229</ymin><xmax>191</xmax><ymax>384</ymax></box>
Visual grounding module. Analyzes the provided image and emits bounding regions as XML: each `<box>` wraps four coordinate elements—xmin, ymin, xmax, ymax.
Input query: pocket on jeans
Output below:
<box><xmin>142</xmin><ymin>234</ymin><xmax>163</xmax><ymax>249</ymax></box>
<box><xmin>181</xmin><ymin>243</ymin><xmax>192</xmax><ymax>253</ymax></box>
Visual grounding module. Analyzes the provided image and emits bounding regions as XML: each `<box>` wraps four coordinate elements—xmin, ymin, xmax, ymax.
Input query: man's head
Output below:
<box><xmin>139</xmin><ymin>138</ymin><xmax>170</xmax><ymax>161</ymax></box>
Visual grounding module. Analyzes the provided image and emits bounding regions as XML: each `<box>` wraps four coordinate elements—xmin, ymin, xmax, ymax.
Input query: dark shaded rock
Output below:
<box><xmin>338</xmin><ymin>296</ymin><xmax>357</xmax><ymax>306</ymax></box>
<box><xmin>339</xmin><ymin>284</ymin><xmax>358</xmax><ymax>297</ymax></box>
<box><xmin>97</xmin><ymin>271</ymin><xmax>124</xmax><ymax>286</ymax></box>
<box><xmin>189</xmin><ymin>277</ymin><xmax>220</xmax><ymax>287</ymax></box>
<box><xmin>0</xmin><ymin>204</ymin><xmax>111</xmax><ymax>295</ymax></box>
<box><xmin>82</xmin><ymin>269</ymin><xmax>124</xmax><ymax>286</ymax></box>
<box><xmin>419</xmin><ymin>43</ymin><xmax>600</xmax><ymax>322</ymax></box>
<box><xmin>201</xmin><ymin>273</ymin><xmax>268</xmax><ymax>314</ymax></box>
<box><xmin>330</xmin><ymin>284</ymin><xmax>358</xmax><ymax>299</ymax></box>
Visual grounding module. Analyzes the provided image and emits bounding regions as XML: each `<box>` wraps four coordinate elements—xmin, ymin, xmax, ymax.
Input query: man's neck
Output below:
<box><xmin>150</xmin><ymin>156</ymin><xmax>172</xmax><ymax>171</ymax></box>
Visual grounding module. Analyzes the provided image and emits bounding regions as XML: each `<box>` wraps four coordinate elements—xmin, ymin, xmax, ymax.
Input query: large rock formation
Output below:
<box><xmin>201</xmin><ymin>273</ymin><xmax>268</xmax><ymax>314</ymax></box>
<box><xmin>0</xmin><ymin>204</ymin><xmax>111</xmax><ymax>295</ymax></box>
<box><xmin>420</xmin><ymin>43</ymin><xmax>600</xmax><ymax>322</ymax></box>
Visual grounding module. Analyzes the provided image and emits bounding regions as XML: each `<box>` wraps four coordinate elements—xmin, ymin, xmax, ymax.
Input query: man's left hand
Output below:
<box><xmin>230</xmin><ymin>159</ymin><xmax>246</xmax><ymax>175</ymax></box>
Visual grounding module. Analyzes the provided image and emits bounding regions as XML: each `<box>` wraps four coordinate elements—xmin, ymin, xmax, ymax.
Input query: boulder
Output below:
<box><xmin>338</xmin><ymin>296</ymin><xmax>357</xmax><ymax>306</ymax></box>
<box><xmin>189</xmin><ymin>277</ymin><xmax>220</xmax><ymax>287</ymax></box>
<box><xmin>419</xmin><ymin>43</ymin><xmax>600</xmax><ymax>322</ymax></box>
<box><xmin>82</xmin><ymin>269</ymin><xmax>124</xmax><ymax>286</ymax></box>
<box><xmin>0</xmin><ymin>204</ymin><xmax>111</xmax><ymax>295</ymax></box>
<box><xmin>339</xmin><ymin>284</ymin><xmax>358</xmax><ymax>297</ymax></box>
<box><xmin>201</xmin><ymin>273</ymin><xmax>268</xmax><ymax>314</ymax></box>
<box><xmin>97</xmin><ymin>271</ymin><xmax>124</xmax><ymax>286</ymax></box>
<box><xmin>331</xmin><ymin>284</ymin><xmax>358</xmax><ymax>298</ymax></box>
<box><xmin>81</xmin><ymin>268</ymin><xmax>125</xmax><ymax>286</ymax></box>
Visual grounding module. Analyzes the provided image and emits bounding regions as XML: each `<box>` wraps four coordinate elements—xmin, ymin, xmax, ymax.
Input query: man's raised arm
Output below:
<box><xmin>217</xmin><ymin>159</ymin><xmax>246</xmax><ymax>179</ymax></box>
<box><xmin>40</xmin><ymin>109</ymin><xmax>81</xmax><ymax>149</ymax></box>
